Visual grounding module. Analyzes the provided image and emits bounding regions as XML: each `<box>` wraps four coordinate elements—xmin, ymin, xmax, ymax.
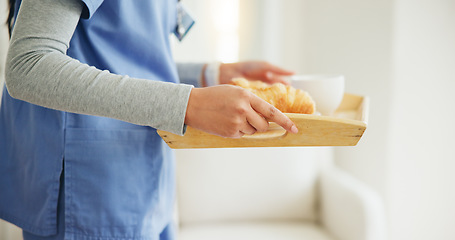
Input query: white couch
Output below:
<box><xmin>175</xmin><ymin>147</ymin><xmax>386</xmax><ymax>240</ymax></box>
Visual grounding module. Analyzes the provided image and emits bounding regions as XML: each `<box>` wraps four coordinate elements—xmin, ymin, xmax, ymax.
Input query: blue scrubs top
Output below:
<box><xmin>0</xmin><ymin>0</ymin><xmax>180</xmax><ymax>239</ymax></box>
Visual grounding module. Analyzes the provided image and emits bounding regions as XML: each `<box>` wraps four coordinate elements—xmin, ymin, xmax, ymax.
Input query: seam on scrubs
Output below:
<box><xmin>42</xmin><ymin>162</ymin><xmax>62</xmax><ymax>234</ymax></box>
<box><xmin>64</xmin><ymin>156</ymin><xmax>74</xmax><ymax>237</ymax></box>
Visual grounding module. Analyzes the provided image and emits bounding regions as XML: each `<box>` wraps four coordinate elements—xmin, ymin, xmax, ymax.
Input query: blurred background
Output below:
<box><xmin>173</xmin><ymin>0</ymin><xmax>455</xmax><ymax>239</ymax></box>
<box><xmin>1</xmin><ymin>0</ymin><xmax>455</xmax><ymax>239</ymax></box>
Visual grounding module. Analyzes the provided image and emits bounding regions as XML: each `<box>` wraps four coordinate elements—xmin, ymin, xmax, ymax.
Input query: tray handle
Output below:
<box><xmin>242</xmin><ymin>123</ymin><xmax>287</xmax><ymax>139</ymax></box>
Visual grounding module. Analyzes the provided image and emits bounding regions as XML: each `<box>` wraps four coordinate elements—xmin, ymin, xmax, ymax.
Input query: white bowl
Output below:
<box><xmin>289</xmin><ymin>74</ymin><xmax>345</xmax><ymax>116</ymax></box>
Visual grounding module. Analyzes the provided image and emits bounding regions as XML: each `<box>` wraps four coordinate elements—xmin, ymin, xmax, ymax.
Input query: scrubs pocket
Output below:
<box><xmin>64</xmin><ymin>128</ymin><xmax>173</xmax><ymax>239</ymax></box>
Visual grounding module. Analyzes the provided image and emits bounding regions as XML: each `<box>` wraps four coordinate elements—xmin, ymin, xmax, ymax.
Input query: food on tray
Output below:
<box><xmin>231</xmin><ymin>78</ymin><xmax>316</xmax><ymax>114</ymax></box>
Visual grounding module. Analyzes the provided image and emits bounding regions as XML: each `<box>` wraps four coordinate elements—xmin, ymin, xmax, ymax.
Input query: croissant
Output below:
<box><xmin>231</xmin><ymin>78</ymin><xmax>316</xmax><ymax>114</ymax></box>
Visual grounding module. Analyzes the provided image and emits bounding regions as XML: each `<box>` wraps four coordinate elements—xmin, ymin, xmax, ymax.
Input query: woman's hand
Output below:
<box><xmin>185</xmin><ymin>85</ymin><xmax>298</xmax><ymax>138</ymax></box>
<box><xmin>219</xmin><ymin>61</ymin><xmax>294</xmax><ymax>85</ymax></box>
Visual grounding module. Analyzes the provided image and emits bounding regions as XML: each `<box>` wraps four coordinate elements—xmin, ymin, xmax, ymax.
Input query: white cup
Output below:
<box><xmin>289</xmin><ymin>74</ymin><xmax>345</xmax><ymax>116</ymax></box>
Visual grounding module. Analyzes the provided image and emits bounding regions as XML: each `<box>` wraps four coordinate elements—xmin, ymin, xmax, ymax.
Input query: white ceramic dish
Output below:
<box><xmin>289</xmin><ymin>74</ymin><xmax>345</xmax><ymax>116</ymax></box>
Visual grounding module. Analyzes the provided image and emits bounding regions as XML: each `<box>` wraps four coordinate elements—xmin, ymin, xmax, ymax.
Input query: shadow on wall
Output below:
<box><xmin>0</xmin><ymin>0</ymin><xmax>9</xmax><ymax>101</ymax></box>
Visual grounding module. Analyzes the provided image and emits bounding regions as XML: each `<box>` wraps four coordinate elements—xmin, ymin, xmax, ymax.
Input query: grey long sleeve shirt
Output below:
<box><xmin>5</xmin><ymin>0</ymin><xmax>204</xmax><ymax>135</ymax></box>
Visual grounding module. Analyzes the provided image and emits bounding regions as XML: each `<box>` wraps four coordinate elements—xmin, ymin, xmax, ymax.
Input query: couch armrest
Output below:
<box><xmin>319</xmin><ymin>167</ymin><xmax>386</xmax><ymax>240</ymax></box>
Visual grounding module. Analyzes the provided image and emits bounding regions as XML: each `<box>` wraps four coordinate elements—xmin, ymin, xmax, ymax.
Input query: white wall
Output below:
<box><xmin>282</xmin><ymin>0</ymin><xmax>455</xmax><ymax>240</ymax></box>
<box><xmin>0</xmin><ymin>0</ymin><xmax>8</xmax><ymax>100</ymax></box>
<box><xmin>388</xmin><ymin>0</ymin><xmax>455</xmax><ymax>239</ymax></box>
<box><xmin>295</xmin><ymin>0</ymin><xmax>393</xmax><ymax>200</ymax></box>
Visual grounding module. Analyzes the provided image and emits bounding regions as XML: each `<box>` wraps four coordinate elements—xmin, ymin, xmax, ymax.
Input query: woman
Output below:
<box><xmin>0</xmin><ymin>0</ymin><xmax>298</xmax><ymax>239</ymax></box>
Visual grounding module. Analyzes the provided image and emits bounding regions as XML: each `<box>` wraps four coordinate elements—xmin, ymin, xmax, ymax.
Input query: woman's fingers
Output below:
<box><xmin>266</xmin><ymin>62</ymin><xmax>295</xmax><ymax>76</ymax></box>
<box><xmin>264</xmin><ymin>71</ymin><xmax>291</xmax><ymax>85</ymax></box>
<box><xmin>184</xmin><ymin>85</ymin><xmax>297</xmax><ymax>138</ymax></box>
<box><xmin>246</xmin><ymin>107</ymin><xmax>269</xmax><ymax>133</ymax></box>
<box><xmin>240</xmin><ymin>123</ymin><xmax>257</xmax><ymax>136</ymax></box>
<box><xmin>249</xmin><ymin>94</ymin><xmax>298</xmax><ymax>134</ymax></box>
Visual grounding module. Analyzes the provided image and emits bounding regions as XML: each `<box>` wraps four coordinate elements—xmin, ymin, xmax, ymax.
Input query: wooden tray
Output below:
<box><xmin>158</xmin><ymin>93</ymin><xmax>368</xmax><ymax>149</ymax></box>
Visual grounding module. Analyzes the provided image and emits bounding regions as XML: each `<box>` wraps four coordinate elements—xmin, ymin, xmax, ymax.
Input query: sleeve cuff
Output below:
<box><xmin>176</xmin><ymin>63</ymin><xmax>205</xmax><ymax>87</ymax></box>
<box><xmin>204</xmin><ymin>61</ymin><xmax>221</xmax><ymax>87</ymax></box>
<box><xmin>153</xmin><ymin>83</ymin><xmax>193</xmax><ymax>136</ymax></box>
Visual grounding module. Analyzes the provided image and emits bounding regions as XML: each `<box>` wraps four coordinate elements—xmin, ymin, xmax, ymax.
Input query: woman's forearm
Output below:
<box><xmin>6</xmin><ymin>0</ymin><xmax>192</xmax><ymax>135</ymax></box>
